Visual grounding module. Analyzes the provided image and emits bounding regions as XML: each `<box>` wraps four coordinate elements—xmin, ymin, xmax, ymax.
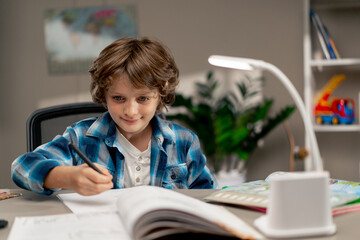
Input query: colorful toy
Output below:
<box><xmin>314</xmin><ymin>74</ymin><xmax>355</xmax><ymax>125</ymax></box>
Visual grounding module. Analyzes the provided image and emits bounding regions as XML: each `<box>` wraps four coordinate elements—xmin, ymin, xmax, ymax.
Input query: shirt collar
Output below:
<box><xmin>86</xmin><ymin>112</ymin><xmax>117</xmax><ymax>145</ymax></box>
<box><xmin>151</xmin><ymin>115</ymin><xmax>175</xmax><ymax>145</ymax></box>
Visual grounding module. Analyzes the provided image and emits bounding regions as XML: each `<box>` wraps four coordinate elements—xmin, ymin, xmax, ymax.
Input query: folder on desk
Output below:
<box><xmin>205</xmin><ymin>172</ymin><xmax>360</xmax><ymax>216</ymax></box>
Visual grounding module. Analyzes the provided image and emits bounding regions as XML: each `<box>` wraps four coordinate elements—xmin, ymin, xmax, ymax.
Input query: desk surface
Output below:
<box><xmin>1</xmin><ymin>188</ymin><xmax>359</xmax><ymax>239</ymax></box>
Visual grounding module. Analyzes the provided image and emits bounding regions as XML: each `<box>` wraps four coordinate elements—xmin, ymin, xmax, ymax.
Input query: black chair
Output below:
<box><xmin>26</xmin><ymin>102</ymin><xmax>107</xmax><ymax>152</ymax></box>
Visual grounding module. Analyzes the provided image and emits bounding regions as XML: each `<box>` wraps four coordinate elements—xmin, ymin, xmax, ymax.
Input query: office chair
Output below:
<box><xmin>26</xmin><ymin>102</ymin><xmax>107</xmax><ymax>152</ymax></box>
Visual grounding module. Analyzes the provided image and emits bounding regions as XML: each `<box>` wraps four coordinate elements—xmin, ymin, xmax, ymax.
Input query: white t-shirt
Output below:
<box><xmin>116</xmin><ymin>129</ymin><xmax>151</xmax><ymax>188</ymax></box>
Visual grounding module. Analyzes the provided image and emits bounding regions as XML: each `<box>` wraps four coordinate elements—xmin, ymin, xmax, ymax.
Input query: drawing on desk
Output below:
<box><xmin>9</xmin><ymin>186</ymin><xmax>264</xmax><ymax>240</ymax></box>
<box><xmin>204</xmin><ymin>171</ymin><xmax>360</xmax><ymax>216</ymax></box>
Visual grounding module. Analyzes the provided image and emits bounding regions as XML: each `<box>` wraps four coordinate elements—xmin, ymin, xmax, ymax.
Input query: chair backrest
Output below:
<box><xmin>26</xmin><ymin>102</ymin><xmax>107</xmax><ymax>152</ymax></box>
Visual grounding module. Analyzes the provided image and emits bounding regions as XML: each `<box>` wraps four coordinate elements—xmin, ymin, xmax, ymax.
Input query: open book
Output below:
<box><xmin>205</xmin><ymin>172</ymin><xmax>360</xmax><ymax>216</ymax></box>
<box><xmin>8</xmin><ymin>186</ymin><xmax>263</xmax><ymax>240</ymax></box>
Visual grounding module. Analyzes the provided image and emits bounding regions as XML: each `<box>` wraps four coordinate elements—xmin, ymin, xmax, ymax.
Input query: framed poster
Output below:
<box><xmin>44</xmin><ymin>5</ymin><xmax>137</xmax><ymax>75</ymax></box>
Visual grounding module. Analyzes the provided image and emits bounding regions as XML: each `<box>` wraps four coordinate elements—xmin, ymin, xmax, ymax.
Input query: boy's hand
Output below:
<box><xmin>44</xmin><ymin>164</ymin><xmax>113</xmax><ymax>196</ymax></box>
<box><xmin>69</xmin><ymin>163</ymin><xmax>113</xmax><ymax>196</ymax></box>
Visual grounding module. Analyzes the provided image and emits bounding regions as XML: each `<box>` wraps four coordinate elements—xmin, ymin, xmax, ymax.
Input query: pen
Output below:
<box><xmin>68</xmin><ymin>143</ymin><xmax>104</xmax><ymax>175</ymax></box>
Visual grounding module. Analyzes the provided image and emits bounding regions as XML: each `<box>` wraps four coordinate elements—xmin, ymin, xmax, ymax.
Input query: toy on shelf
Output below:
<box><xmin>314</xmin><ymin>74</ymin><xmax>355</xmax><ymax>125</ymax></box>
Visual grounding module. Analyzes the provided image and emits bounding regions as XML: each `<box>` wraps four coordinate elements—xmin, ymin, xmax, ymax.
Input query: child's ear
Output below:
<box><xmin>156</xmin><ymin>102</ymin><xmax>164</xmax><ymax>114</ymax></box>
<box><xmin>156</xmin><ymin>97</ymin><xmax>164</xmax><ymax>111</ymax></box>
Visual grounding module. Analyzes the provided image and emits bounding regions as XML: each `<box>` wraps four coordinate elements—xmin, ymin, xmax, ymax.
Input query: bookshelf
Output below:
<box><xmin>303</xmin><ymin>0</ymin><xmax>360</xmax><ymax>172</ymax></box>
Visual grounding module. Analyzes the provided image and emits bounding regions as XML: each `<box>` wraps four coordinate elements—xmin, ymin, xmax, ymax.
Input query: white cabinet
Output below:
<box><xmin>303</xmin><ymin>0</ymin><xmax>360</xmax><ymax>172</ymax></box>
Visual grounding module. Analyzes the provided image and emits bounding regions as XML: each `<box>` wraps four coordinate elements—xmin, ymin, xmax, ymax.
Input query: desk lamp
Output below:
<box><xmin>208</xmin><ymin>55</ymin><xmax>336</xmax><ymax>238</ymax></box>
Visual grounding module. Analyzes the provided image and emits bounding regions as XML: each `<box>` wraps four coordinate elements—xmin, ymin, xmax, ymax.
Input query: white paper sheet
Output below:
<box><xmin>57</xmin><ymin>189</ymin><xmax>126</xmax><ymax>213</ymax></box>
<box><xmin>8</xmin><ymin>211</ymin><xmax>130</xmax><ymax>240</ymax></box>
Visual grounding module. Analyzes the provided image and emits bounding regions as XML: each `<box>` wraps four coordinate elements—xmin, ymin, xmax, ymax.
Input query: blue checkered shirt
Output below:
<box><xmin>11</xmin><ymin>113</ymin><xmax>217</xmax><ymax>194</ymax></box>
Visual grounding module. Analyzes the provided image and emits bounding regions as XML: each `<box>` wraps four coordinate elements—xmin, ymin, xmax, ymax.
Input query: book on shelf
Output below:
<box><xmin>310</xmin><ymin>8</ymin><xmax>340</xmax><ymax>60</ymax></box>
<box><xmin>324</xmin><ymin>25</ymin><xmax>341</xmax><ymax>59</ymax></box>
<box><xmin>8</xmin><ymin>186</ymin><xmax>263</xmax><ymax>240</ymax></box>
<box><xmin>205</xmin><ymin>171</ymin><xmax>360</xmax><ymax>217</ymax></box>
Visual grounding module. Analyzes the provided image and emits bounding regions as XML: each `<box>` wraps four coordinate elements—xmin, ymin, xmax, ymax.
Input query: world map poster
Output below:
<box><xmin>44</xmin><ymin>5</ymin><xmax>137</xmax><ymax>75</ymax></box>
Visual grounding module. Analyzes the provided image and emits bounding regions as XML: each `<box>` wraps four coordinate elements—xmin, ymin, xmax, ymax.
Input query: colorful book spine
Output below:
<box><xmin>324</xmin><ymin>26</ymin><xmax>341</xmax><ymax>59</ymax></box>
<box><xmin>310</xmin><ymin>9</ymin><xmax>339</xmax><ymax>60</ymax></box>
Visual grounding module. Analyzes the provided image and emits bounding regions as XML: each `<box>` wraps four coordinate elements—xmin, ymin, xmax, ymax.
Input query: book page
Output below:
<box><xmin>115</xmin><ymin>186</ymin><xmax>263</xmax><ymax>240</ymax></box>
<box><xmin>57</xmin><ymin>189</ymin><xmax>125</xmax><ymax>213</ymax></box>
<box><xmin>7</xmin><ymin>211</ymin><xmax>130</xmax><ymax>240</ymax></box>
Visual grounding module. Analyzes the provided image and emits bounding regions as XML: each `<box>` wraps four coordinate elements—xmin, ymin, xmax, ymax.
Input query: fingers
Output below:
<box><xmin>77</xmin><ymin>180</ymin><xmax>113</xmax><ymax>196</ymax></box>
<box><xmin>93</xmin><ymin>163</ymin><xmax>113</xmax><ymax>178</ymax></box>
<box><xmin>86</xmin><ymin>164</ymin><xmax>113</xmax><ymax>183</ymax></box>
<box><xmin>71</xmin><ymin>164</ymin><xmax>114</xmax><ymax>196</ymax></box>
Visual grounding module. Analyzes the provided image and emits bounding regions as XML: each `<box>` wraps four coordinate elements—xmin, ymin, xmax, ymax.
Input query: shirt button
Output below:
<box><xmin>136</xmin><ymin>166</ymin><xmax>141</xmax><ymax>171</ymax></box>
<box><xmin>138</xmin><ymin>156</ymin><xmax>142</xmax><ymax>161</ymax></box>
<box><xmin>136</xmin><ymin>177</ymin><xmax>140</xmax><ymax>183</ymax></box>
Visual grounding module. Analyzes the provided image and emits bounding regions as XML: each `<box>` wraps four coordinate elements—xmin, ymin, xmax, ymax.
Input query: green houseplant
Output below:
<box><xmin>166</xmin><ymin>71</ymin><xmax>295</xmax><ymax>173</ymax></box>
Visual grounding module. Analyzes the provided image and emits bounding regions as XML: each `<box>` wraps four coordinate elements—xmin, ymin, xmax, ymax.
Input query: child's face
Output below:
<box><xmin>105</xmin><ymin>75</ymin><xmax>159</xmax><ymax>140</ymax></box>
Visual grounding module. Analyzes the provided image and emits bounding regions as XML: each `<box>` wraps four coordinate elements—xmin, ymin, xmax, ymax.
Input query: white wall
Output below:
<box><xmin>0</xmin><ymin>0</ymin><xmax>306</xmax><ymax>188</ymax></box>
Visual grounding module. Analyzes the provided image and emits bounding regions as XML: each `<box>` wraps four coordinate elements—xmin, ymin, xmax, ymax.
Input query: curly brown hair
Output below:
<box><xmin>89</xmin><ymin>37</ymin><xmax>179</xmax><ymax>112</ymax></box>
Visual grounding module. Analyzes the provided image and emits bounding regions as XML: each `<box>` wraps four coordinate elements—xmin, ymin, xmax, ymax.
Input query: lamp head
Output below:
<box><xmin>208</xmin><ymin>55</ymin><xmax>255</xmax><ymax>70</ymax></box>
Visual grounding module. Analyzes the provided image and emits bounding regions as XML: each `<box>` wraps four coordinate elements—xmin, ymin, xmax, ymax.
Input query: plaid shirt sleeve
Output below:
<box><xmin>11</xmin><ymin>135</ymin><xmax>74</xmax><ymax>195</ymax></box>
<box><xmin>10</xmin><ymin>118</ymin><xmax>100</xmax><ymax>195</ymax></box>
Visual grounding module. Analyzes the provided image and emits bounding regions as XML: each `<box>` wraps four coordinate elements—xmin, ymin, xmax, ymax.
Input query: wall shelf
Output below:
<box><xmin>312</xmin><ymin>0</ymin><xmax>360</xmax><ymax>9</ymax></box>
<box><xmin>314</xmin><ymin>124</ymin><xmax>360</xmax><ymax>132</ymax></box>
<box><xmin>310</xmin><ymin>58</ymin><xmax>360</xmax><ymax>72</ymax></box>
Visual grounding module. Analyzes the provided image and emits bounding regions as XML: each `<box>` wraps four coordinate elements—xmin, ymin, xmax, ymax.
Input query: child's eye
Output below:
<box><xmin>138</xmin><ymin>97</ymin><xmax>149</xmax><ymax>102</ymax></box>
<box><xmin>113</xmin><ymin>96</ymin><xmax>124</xmax><ymax>101</ymax></box>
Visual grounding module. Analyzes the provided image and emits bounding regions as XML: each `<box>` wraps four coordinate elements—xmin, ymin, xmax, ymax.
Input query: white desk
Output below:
<box><xmin>1</xmin><ymin>188</ymin><xmax>359</xmax><ymax>239</ymax></box>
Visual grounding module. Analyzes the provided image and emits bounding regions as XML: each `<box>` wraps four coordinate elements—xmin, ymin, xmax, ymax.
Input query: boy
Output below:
<box><xmin>11</xmin><ymin>37</ymin><xmax>217</xmax><ymax>195</ymax></box>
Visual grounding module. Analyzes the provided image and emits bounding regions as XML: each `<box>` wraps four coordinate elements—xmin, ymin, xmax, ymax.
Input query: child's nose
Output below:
<box><xmin>124</xmin><ymin>101</ymin><xmax>138</xmax><ymax>117</ymax></box>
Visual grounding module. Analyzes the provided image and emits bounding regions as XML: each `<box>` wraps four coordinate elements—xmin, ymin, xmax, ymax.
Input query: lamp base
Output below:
<box><xmin>253</xmin><ymin>171</ymin><xmax>336</xmax><ymax>238</ymax></box>
<box><xmin>254</xmin><ymin>215</ymin><xmax>336</xmax><ymax>238</ymax></box>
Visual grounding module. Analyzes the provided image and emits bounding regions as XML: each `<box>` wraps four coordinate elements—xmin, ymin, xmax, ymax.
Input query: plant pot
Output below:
<box><xmin>215</xmin><ymin>168</ymin><xmax>247</xmax><ymax>188</ymax></box>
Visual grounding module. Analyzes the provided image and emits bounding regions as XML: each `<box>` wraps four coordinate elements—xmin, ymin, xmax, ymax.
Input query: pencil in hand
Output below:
<box><xmin>68</xmin><ymin>143</ymin><xmax>104</xmax><ymax>175</ymax></box>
